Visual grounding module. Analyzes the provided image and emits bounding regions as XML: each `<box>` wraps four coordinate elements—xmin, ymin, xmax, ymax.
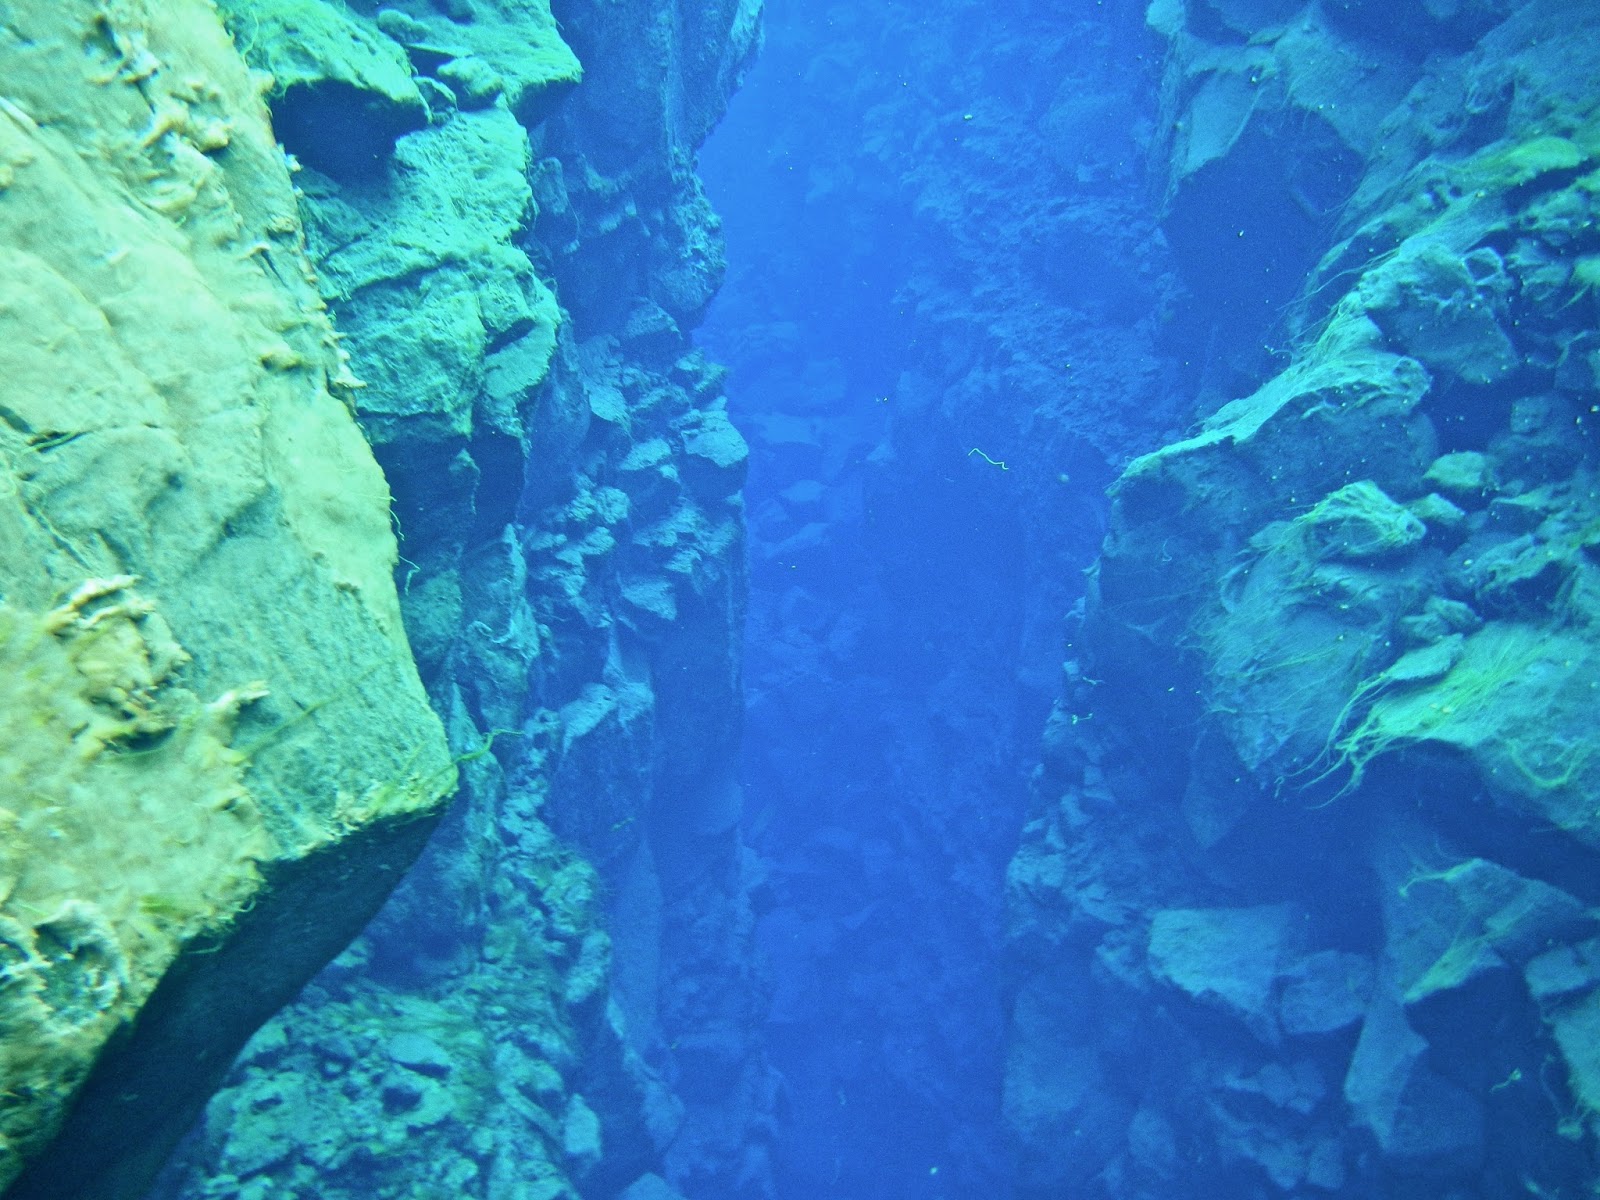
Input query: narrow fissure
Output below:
<box><xmin>5</xmin><ymin>1</ymin><xmax>1598</xmax><ymax>1198</ymax></box>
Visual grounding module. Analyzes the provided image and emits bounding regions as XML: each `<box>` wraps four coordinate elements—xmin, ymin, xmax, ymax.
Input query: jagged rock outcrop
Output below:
<box><xmin>1006</xmin><ymin>1</ymin><xmax>1600</xmax><ymax>1195</ymax></box>
<box><xmin>137</xmin><ymin>2</ymin><xmax>772</xmax><ymax>1198</ymax></box>
<box><xmin>0</xmin><ymin>4</ymin><xmax>453</xmax><ymax>1197</ymax></box>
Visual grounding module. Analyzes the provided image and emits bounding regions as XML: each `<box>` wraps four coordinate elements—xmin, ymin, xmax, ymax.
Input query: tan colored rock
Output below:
<box><xmin>0</xmin><ymin>2</ymin><xmax>452</xmax><ymax>1194</ymax></box>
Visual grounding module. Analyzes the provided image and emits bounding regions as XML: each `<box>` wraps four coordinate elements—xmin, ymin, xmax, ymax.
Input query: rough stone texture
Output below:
<box><xmin>140</xmin><ymin>1</ymin><xmax>773</xmax><ymax>1198</ymax></box>
<box><xmin>0</xmin><ymin>3</ymin><xmax>452</xmax><ymax>1197</ymax></box>
<box><xmin>1005</xmin><ymin>1</ymin><xmax>1600</xmax><ymax>1196</ymax></box>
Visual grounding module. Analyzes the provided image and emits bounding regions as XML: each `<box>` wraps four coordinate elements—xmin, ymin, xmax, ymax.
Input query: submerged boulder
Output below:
<box><xmin>0</xmin><ymin>4</ymin><xmax>452</xmax><ymax>1195</ymax></box>
<box><xmin>1148</xmin><ymin>905</ymin><xmax>1302</xmax><ymax>1042</ymax></box>
<box><xmin>1008</xmin><ymin>0</ymin><xmax>1600</xmax><ymax>1194</ymax></box>
<box><xmin>217</xmin><ymin>0</ymin><xmax>429</xmax><ymax>179</ymax></box>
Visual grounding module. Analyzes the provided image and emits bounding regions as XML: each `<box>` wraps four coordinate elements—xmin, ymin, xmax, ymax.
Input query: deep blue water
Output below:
<box><xmin>695</xmin><ymin>1</ymin><xmax>1600</xmax><ymax>1197</ymax></box>
<box><xmin>696</xmin><ymin>4</ymin><xmax>1152</xmax><ymax>1194</ymax></box>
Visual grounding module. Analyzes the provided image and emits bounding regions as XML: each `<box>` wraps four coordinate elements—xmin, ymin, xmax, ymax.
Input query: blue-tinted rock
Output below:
<box><xmin>617</xmin><ymin>1173</ymin><xmax>686</xmax><ymax>1200</ymax></box>
<box><xmin>1279</xmin><ymin>951</ymin><xmax>1375</xmax><ymax>1036</ymax></box>
<box><xmin>1147</xmin><ymin>905</ymin><xmax>1301</xmax><ymax>1041</ymax></box>
<box><xmin>1526</xmin><ymin>938</ymin><xmax>1600</xmax><ymax>1004</ymax></box>
<box><xmin>1344</xmin><ymin>998</ymin><xmax>1484</xmax><ymax>1174</ymax></box>
<box><xmin>1380</xmin><ymin>857</ymin><xmax>1591</xmax><ymax>1007</ymax></box>
<box><xmin>385</xmin><ymin>1032</ymin><xmax>454</xmax><ymax>1078</ymax></box>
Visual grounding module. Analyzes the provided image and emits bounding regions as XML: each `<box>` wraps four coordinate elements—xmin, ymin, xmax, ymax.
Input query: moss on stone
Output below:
<box><xmin>217</xmin><ymin>0</ymin><xmax>428</xmax><ymax>179</ymax></box>
<box><xmin>1295</xmin><ymin>481</ymin><xmax>1427</xmax><ymax>561</ymax></box>
<box><xmin>1331</xmin><ymin>624</ymin><xmax>1599</xmax><ymax>836</ymax></box>
<box><xmin>1459</xmin><ymin>134</ymin><xmax>1589</xmax><ymax>192</ymax></box>
<box><xmin>1423</xmin><ymin>451</ymin><xmax>1495</xmax><ymax>499</ymax></box>
<box><xmin>0</xmin><ymin>583</ymin><xmax>269</xmax><ymax>1176</ymax></box>
<box><xmin>373</xmin><ymin>0</ymin><xmax>583</xmax><ymax>121</ymax></box>
<box><xmin>0</xmin><ymin>2</ymin><xmax>453</xmax><ymax>1191</ymax></box>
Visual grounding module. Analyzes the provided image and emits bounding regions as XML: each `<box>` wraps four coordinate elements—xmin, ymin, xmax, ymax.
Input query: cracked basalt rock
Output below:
<box><xmin>142</xmin><ymin>1</ymin><xmax>773</xmax><ymax>1198</ymax></box>
<box><xmin>1006</xmin><ymin>1</ymin><xmax>1600</xmax><ymax>1196</ymax></box>
<box><xmin>0</xmin><ymin>4</ymin><xmax>452</xmax><ymax>1197</ymax></box>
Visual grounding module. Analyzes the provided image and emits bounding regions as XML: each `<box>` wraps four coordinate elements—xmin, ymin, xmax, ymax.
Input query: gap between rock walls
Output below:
<box><xmin>2</xmin><ymin>1</ymin><xmax>1598</xmax><ymax>1200</ymax></box>
<box><xmin>700</xmin><ymin>0</ymin><xmax>1600</xmax><ymax>1198</ymax></box>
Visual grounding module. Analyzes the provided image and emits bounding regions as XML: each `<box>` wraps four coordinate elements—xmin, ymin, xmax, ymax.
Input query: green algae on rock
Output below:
<box><xmin>0</xmin><ymin>583</ymin><xmax>271</xmax><ymax>1183</ymax></box>
<box><xmin>140</xmin><ymin>0</ymin><xmax>768</xmax><ymax>1196</ymax></box>
<box><xmin>0</xmin><ymin>2</ymin><xmax>453</xmax><ymax>1195</ymax></box>
<box><xmin>1007</xmin><ymin>1</ymin><xmax>1600</xmax><ymax>1193</ymax></box>
<box><xmin>219</xmin><ymin>0</ymin><xmax>429</xmax><ymax>179</ymax></box>
<box><xmin>1103</xmin><ymin>23</ymin><xmax>1600</xmax><ymax>833</ymax></box>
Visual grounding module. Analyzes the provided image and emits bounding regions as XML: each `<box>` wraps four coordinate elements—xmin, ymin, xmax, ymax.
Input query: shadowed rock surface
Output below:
<box><xmin>1006</xmin><ymin>2</ymin><xmax>1600</xmax><ymax>1195</ymax></box>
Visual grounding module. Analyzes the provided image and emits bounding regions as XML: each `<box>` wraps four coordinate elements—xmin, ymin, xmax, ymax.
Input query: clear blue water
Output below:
<box><xmin>696</xmin><ymin>4</ymin><xmax>1155</xmax><ymax>1194</ymax></box>
<box><xmin>694</xmin><ymin>1</ymin><xmax>1600</xmax><ymax>1197</ymax></box>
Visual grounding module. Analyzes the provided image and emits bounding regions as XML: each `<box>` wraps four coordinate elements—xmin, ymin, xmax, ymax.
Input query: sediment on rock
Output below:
<box><xmin>0</xmin><ymin>5</ymin><xmax>453</xmax><ymax>1197</ymax></box>
<box><xmin>1006</xmin><ymin>2</ymin><xmax>1600</xmax><ymax>1196</ymax></box>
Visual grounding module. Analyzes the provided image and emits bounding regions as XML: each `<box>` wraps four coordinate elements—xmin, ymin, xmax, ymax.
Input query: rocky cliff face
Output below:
<box><xmin>2</xmin><ymin>0</ymin><xmax>766</xmax><ymax>1197</ymax></box>
<box><xmin>0</xmin><ymin>4</ymin><xmax>452</xmax><ymax>1197</ymax></box>
<box><xmin>1006</xmin><ymin>1</ymin><xmax>1600</xmax><ymax>1195</ymax></box>
<box><xmin>140</xmin><ymin>1</ymin><xmax>774</xmax><ymax>1198</ymax></box>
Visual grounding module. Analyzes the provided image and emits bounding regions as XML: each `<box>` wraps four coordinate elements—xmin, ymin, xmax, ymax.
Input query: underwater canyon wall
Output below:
<box><xmin>0</xmin><ymin>4</ymin><xmax>455</xmax><ymax>1197</ymax></box>
<box><xmin>1005</xmin><ymin>0</ymin><xmax>1600</xmax><ymax>1196</ymax></box>
<box><xmin>139</xmin><ymin>2</ymin><xmax>776</xmax><ymax>1199</ymax></box>
<box><xmin>5</xmin><ymin>0</ymin><xmax>769</xmax><ymax>1197</ymax></box>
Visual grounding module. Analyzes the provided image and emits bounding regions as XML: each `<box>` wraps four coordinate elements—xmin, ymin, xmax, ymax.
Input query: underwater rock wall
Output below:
<box><xmin>1006</xmin><ymin>0</ymin><xmax>1600</xmax><ymax>1195</ymax></box>
<box><xmin>129</xmin><ymin>1</ymin><xmax>771</xmax><ymax>1199</ymax></box>
<box><xmin>0</xmin><ymin>4</ymin><xmax>454</xmax><ymax>1197</ymax></box>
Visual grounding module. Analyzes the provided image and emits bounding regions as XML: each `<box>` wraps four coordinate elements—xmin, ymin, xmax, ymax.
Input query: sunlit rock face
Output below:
<box><xmin>134</xmin><ymin>0</ymin><xmax>772</xmax><ymax>1198</ymax></box>
<box><xmin>1006</xmin><ymin>1</ymin><xmax>1600</xmax><ymax>1196</ymax></box>
<box><xmin>0</xmin><ymin>4</ymin><xmax>453</xmax><ymax>1197</ymax></box>
<box><xmin>3</xmin><ymin>0</ymin><xmax>768</xmax><ymax>1197</ymax></box>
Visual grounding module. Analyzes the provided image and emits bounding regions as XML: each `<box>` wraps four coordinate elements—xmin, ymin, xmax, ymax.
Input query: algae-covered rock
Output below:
<box><xmin>1296</xmin><ymin>481</ymin><xmax>1427</xmax><ymax>561</ymax></box>
<box><xmin>1423</xmin><ymin>450</ymin><xmax>1495</xmax><ymax>498</ymax></box>
<box><xmin>1378</xmin><ymin>855</ymin><xmax>1592</xmax><ymax>1006</ymax></box>
<box><xmin>218</xmin><ymin>0</ymin><xmax>428</xmax><ymax>179</ymax></box>
<box><xmin>1147</xmin><ymin>905</ymin><xmax>1301</xmax><ymax>1041</ymax></box>
<box><xmin>1359</xmin><ymin>240</ymin><xmax>1520</xmax><ymax>387</ymax></box>
<box><xmin>1332</xmin><ymin>624</ymin><xmax>1600</xmax><ymax>833</ymax></box>
<box><xmin>371</xmin><ymin>0</ymin><xmax>583</xmax><ymax>122</ymax></box>
<box><xmin>301</xmin><ymin>104</ymin><xmax>562</xmax><ymax>447</ymax></box>
<box><xmin>1007</xmin><ymin>3</ymin><xmax>1600</xmax><ymax>1192</ymax></box>
<box><xmin>142</xmin><ymin>0</ymin><xmax>768</xmax><ymax>1194</ymax></box>
<box><xmin>1103</xmin><ymin>21</ymin><xmax>1600</xmax><ymax>819</ymax></box>
<box><xmin>1546</xmin><ymin>987</ymin><xmax>1600</xmax><ymax>1141</ymax></box>
<box><xmin>0</xmin><ymin>3</ymin><xmax>452</xmax><ymax>1195</ymax></box>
